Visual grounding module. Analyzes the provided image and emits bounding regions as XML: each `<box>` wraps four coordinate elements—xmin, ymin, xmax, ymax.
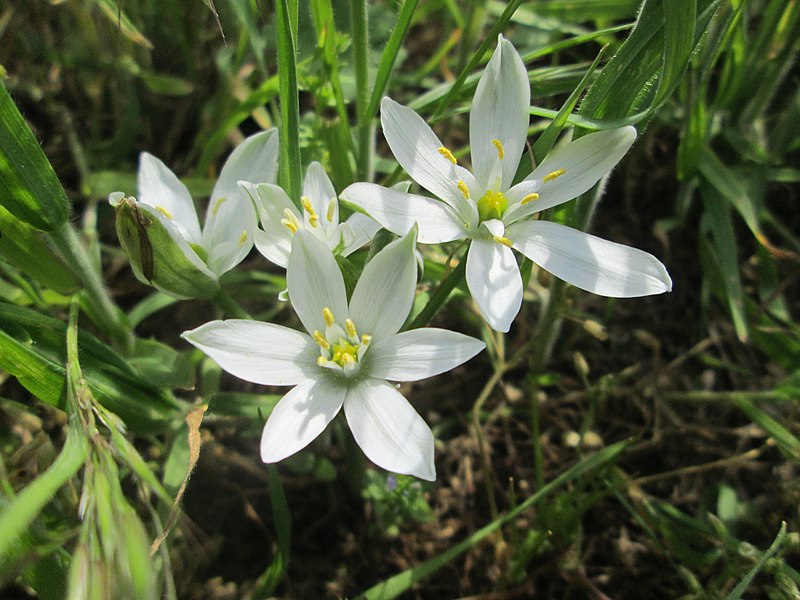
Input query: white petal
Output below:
<box><xmin>511</xmin><ymin>127</ymin><xmax>637</xmax><ymax>221</ymax></box>
<box><xmin>303</xmin><ymin>161</ymin><xmax>338</xmax><ymax>231</ymax></box>
<box><xmin>368</xmin><ymin>329</ymin><xmax>485</xmax><ymax>381</ymax></box>
<box><xmin>340</xmin><ymin>182</ymin><xmax>467</xmax><ymax>244</ymax></box>
<box><xmin>287</xmin><ymin>230</ymin><xmax>350</xmax><ymax>334</ymax></box>
<box><xmin>201</xmin><ymin>192</ymin><xmax>257</xmax><ymax>276</ymax></box>
<box><xmin>507</xmin><ymin>220</ymin><xmax>672</xmax><ymax>297</ymax></box>
<box><xmin>470</xmin><ymin>36</ymin><xmax>530</xmax><ymax>191</ymax></box>
<box><xmin>340</xmin><ymin>212</ymin><xmax>381</xmax><ymax>256</ymax></box>
<box><xmin>381</xmin><ymin>97</ymin><xmax>472</xmax><ymax>214</ymax></box>
<box><xmin>137</xmin><ymin>152</ymin><xmax>201</xmax><ymax>244</ymax></box>
<box><xmin>466</xmin><ymin>236</ymin><xmax>523</xmax><ymax>333</ymax></box>
<box><xmin>344</xmin><ymin>378</ymin><xmax>435</xmax><ymax>481</ymax></box>
<box><xmin>181</xmin><ymin>319</ymin><xmax>317</xmax><ymax>386</ymax></box>
<box><xmin>260</xmin><ymin>377</ymin><xmax>346</xmax><ymax>463</ymax></box>
<box><xmin>349</xmin><ymin>228</ymin><xmax>417</xmax><ymax>340</ymax></box>
<box><xmin>245</xmin><ymin>182</ymin><xmax>298</xmax><ymax>268</ymax></box>
<box><xmin>210</xmin><ymin>129</ymin><xmax>279</xmax><ymax>205</ymax></box>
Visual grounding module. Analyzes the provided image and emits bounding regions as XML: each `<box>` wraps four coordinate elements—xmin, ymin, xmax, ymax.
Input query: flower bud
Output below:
<box><xmin>111</xmin><ymin>194</ymin><xmax>219</xmax><ymax>299</ymax></box>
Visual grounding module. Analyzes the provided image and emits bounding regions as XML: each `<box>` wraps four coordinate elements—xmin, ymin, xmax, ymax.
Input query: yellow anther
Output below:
<box><xmin>492</xmin><ymin>139</ymin><xmax>505</xmax><ymax>160</ymax></box>
<box><xmin>543</xmin><ymin>168</ymin><xmax>566</xmax><ymax>182</ymax></box>
<box><xmin>341</xmin><ymin>353</ymin><xmax>355</xmax><ymax>367</ymax></box>
<box><xmin>521</xmin><ymin>192</ymin><xmax>540</xmax><ymax>205</ymax></box>
<box><xmin>493</xmin><ymin>235</ymin><xmax>513</xmax><ymax>248</ymax></box>
<box><xmin>316</xmin><ymin>356</ymin><xmax>328</xmax><ymax>367</ymax></box>
<box><xmin>281</xmin><ymin>208</ymin><xmax>300</xmax><ymax>234</ymax></box>
<box><xmin>212</xmin><ymin>197</ymin><xmax>227</xmax><ymax>216</ymax></box>
<box><xmin>437</xmin><ymin>146</ymin><xmax>457</xmax><ymax>165</ymax></box>
<box><xmin>301</xmin><ymin>196</ymin><xmax>319</xmax><ymax>227</ymax></box>
<box><xmin>155</xmin><ymin>206</ymin><xmax>173</xmax><ymax>219</ymax></box>
<box><xmin>322</xmin><ymin>307</ymin><xmax>335</xmax><ymax>327</ymax></box>
<box><xmin>313</xmin><ymin>330</ymin><xmax>330</xmax><ymax>350</ymax></box>
<box><xmin>238</xmin><ymin>230</ymin><xmax>248</xmax><ymax>246</ymax></box>
<box><xmin>361</xmin><ymin>334</ymin><xmax>372</xmax><ymax>346</ymax></box>
<box><xmin>457</xmin><ymin>180</ymin><xmax>471</xmax><ymax>199</ymax></box>
<box><xmin>345</xmin><ymin>319</ymin><xmax>357</xmax><ymax>339</ymax></box>
<box><xmin>326</xmin><ymin>198</ymin><xmax>337</xmax><ymax>223</ymax></box>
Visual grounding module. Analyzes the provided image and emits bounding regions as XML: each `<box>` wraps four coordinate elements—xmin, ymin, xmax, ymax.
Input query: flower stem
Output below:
<box><xmin>49</xmin><ymin>222</ymin><xmax>131</xmax><ymax>352</ymax></box>
<box><xmin>212</xmin><ymin>290</ymin><xmax>252</xmax><ymax>319</ymax></box>
<box><xmin>404</xmin><ymin>254</ymin><xmax>467</xmax><ymax>330</ymax></box>
<box><xmin>350</xmin><ymin>0</ymin><xmax>373</xmax><ymax>181</ymax></box>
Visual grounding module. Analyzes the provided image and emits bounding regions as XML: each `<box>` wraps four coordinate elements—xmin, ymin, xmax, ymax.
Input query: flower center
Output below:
<box><xmin>313</xmin><ymin>307</ymin><xmax>371</xmax><ymax>377</ymax></box>
<box><xmin>477</xmin><ymin>189</ymin><xmax>507</xmax><ymax>221</ymax></box>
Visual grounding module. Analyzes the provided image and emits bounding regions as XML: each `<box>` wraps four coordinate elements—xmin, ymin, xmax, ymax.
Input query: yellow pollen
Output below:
<box><xmin>238</xmin><ymin>230</ymin><xmax>248</xmax><ymax>246</ymax></box>
<box><xmin>301</xmin><ymin>196</ymin><xmax>319</xmax><ymax>227</ymax></box>
<box><xmin>345</xmin><ymin>319</ymin><xmax>357</xmax><ymax>339</ymax></box>
<box><xmin>281</xmin><ymin>208</ymin><xmax>300</xmax><ymax>234</ymax></box>
<box><xmin>313</xmin><ymin>330</ymin><xmax>330</xmax><ymax>350</ymax></box>
<box><xmin>212</xmin><ymin>197</ymin><xmax>227</xmax><ymax>216</ymax></box>
<box><xmin>341</xmin><ymin>353</ymin><xmax>355</xmax><ymax>367</ymax></box>
<box><xmin>544</xmin><ymin>168</ymin><xmax>566</xmax><ymax>182</ymax></box>
<box><xmin>326</xmin><ymin>198</ymin><xmax>336</xmax><ymax>223</ymax></box>
<box><xmin>316</xmin><ymin>356</ymin><xmax>327</xmax><ymax>366</ymax></box>
<box><xmin>155</xmin><ymin>206</ymin><xmax>173</xmax><ymax>219</ymax></box>
<box><xmin>322</xmin><ymin>307</ymin><xmax>335</xmax><ymax>327</ymax></box>
<box><xmin>437</xmin><ymin>146</ymin><xmax>457</xmax><ymax>165</ymax></box>
<box><xmin>521</xmin><ymin>192</ymin><xmax>540</xmax><ymax>205</ymax></box>
<box><xmin>457</xmin><ymin>180</ymin><xmax>471</xmax><ymax>199</ymax></box>
<box><xmin>492</xmin><ymin>139</ymin><xmax>505</xmax><ymax>160</ymax></box>
<box><xmin>361</xmin><ymin>334</ymin><xmax>372</xmax><ymax>346</ymax></box>
<box><xmin>331</xmin><ymin>338</ymin><xmax>358</xmax><ymax>366</ymax></box>
<box><xmin>493</xmin><ymin>235</ymin><xmax>513</xmax><ymax>247</ymax></box>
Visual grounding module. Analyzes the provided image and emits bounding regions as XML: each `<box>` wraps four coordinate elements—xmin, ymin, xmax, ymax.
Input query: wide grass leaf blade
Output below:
<box><xmin>0</xmin><ymin>83</ymin><xmax>70</xmax><ymax>231</ymax></box>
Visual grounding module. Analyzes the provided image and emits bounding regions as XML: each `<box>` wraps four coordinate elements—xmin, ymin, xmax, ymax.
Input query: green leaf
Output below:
<box><xmin>0</xmin><ymin>82</ymin><xmax>70</xmax><ymax>231</ymax></box>
<box><xmin>275</xmin><ymin>0</ymin><xmax>302</xmax><ymax>201</ymax></box>
<box><xmin>0</xmin><ymin>204</ymin><xmax>78</xmax><ymax>294</ymax></box>
<box><xmin>732</xmin><ymin>397</ymin><xmax>800</xmax><ymax>459</ymax></box>
<box><xmin>91</xmin><ymin>0</ymin><xmax>153</xmax><ymax>48</ymax></box>
<box><xmin>726</xmin><ymin>522</ymin><xmax>787</xmax><ymax>600</ymax></box>
<box><xmin>0</xmin><ymin>420</ymin><xmax>89</xmax><ymax>560</ymax></box>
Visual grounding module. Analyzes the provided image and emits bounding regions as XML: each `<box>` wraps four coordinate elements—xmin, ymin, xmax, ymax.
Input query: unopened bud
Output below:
<box><xmin>583</xmin><ymin>319</ymin><xmax>608</xmax><ymax>341</ymax></box>
<box><xmin>573</xmin><ymin>351</ymin><xmax>590</xmax><ymax>380</ymax></box>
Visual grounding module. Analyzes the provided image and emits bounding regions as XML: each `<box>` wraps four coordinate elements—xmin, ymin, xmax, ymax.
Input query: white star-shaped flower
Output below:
<box><xmin>182</xmin><ymin>227</ymin><xmax>484</xmax><ymax>480</ymax></box>
<box><xmin>242</xmin><ymin>161</ymin><xmax>379</xmax><ymax>268</ymax></box>
<box><xmin>109</xmin><ymin>129</ymin><xmax>278</xmax><ymax>297</ymax></box>
<box><xmin>341</xmin><ymin>36</ymin><xmax>672</xmax><ymax>332</ymax></box>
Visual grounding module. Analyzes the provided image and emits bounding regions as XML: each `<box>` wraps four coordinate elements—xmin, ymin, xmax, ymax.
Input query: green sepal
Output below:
<box><xmin>113</xmin><ymin>197</ymin><xmax>219</xmax><ymax>300</ymax></box>
<box><xmin>0</xmin><ymin>82</ymin><xmax>70</xmax><ymax>231</ymax></box>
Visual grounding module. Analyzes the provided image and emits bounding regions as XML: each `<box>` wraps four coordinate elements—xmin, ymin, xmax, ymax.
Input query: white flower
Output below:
<box><xmin>109</xmin><ymin>129</ymin><xmax>279</xmax><ymax>296</ymax></box>
<box><xmin>242</xmin><ymin>161</ymin><xmax>379</xmax><ymax>268</ymax></box>
<box><xmin>340</xmin><ymin>36</ymin><xmax>672</xmax><ymax>333</ymax></box>
<box><xmin>182</xmin><ymin>227</ymin><xmax>485</xmax><ymax>480</ymax></box>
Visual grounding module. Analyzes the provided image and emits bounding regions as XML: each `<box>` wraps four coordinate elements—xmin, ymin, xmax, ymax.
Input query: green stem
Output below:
<box><xmin>405</xmin><ymin>255</ymin><xmax>467</xmax><ymax>330</ymax></box>
<box><xmin>49</xmin><ymin>223</ymin><xmax>131</xmax><ymax>352</ymax></box>
<box><xmin>275</xmin><ymin>0</ymin><xmax>301</xmax><ymax>201</ymax></box>
<box><xmin>212</xmin><ymin>290</ymin><xmax>252</xmax><ymax>319</ymax></box>
<box><xmin>350</xmin><ymin>0</ymin><xmax>373</xmax><ymax>180</ymax></box>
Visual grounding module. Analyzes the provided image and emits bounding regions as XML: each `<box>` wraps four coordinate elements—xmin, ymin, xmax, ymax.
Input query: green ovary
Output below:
<box><xmin>477</xmin><ymin>190</ymin><xmax>507</xmax><ymax>221</ymax></box>
<box><xmin>331</xmin><ymin>338</ymin><xmax>358</xmax><ymax>368</ymax></box>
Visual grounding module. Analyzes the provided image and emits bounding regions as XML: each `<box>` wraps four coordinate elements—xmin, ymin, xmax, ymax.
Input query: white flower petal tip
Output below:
<box><xmin>344</xmin><ymin>379</ymin><xmax>436</xmax><ymax>481</ymax></box>
<box><xmin>466</xmin><ymin>234</ymin><xmax>523</xmax><ymax>333</ymax></box>
<box><xmin>508</xmin><ymin>220</ymin><xmax>672</xmax><ymax>298</ymax></box>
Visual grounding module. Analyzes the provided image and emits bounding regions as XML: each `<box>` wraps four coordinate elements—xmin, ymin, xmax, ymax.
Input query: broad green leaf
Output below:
<box><xmin>0</xmin><ymin>82</ymin><xmax>70</xmax><ymax>231</ymax></box>
<box><xmin>0</xmin><ymin>204</ymin><xmax>78</xmax><ymax>294</ymax></box>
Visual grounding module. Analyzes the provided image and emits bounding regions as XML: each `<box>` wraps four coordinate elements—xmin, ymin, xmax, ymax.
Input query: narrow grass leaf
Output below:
<box><xmin>732</xmin><ymin>397</ymin><xmax>800</xmax><ymax>459</ymax></box>
<box><xmin>91</xmin><ymin>0</ymin><xmax>153</xmax><ymax>48</ymax></box>
<box><xmin>0</xmin><ymin>422</ymin><xmax>88</xmax><ymax>560</ymax></box>
<box><xmin>654</xmin><ymin>0</ymin><xmax>696</xmax><ymax>107</ymax></box>
<box><xmin>726</xmin><ymin>522</ymin><xmax>787</xmax><ymax>600</ymax></box>
<box><xmin>275</xmin><ymin>0</ymin><xmax>302</xmax><ymax>201</ymax></box>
